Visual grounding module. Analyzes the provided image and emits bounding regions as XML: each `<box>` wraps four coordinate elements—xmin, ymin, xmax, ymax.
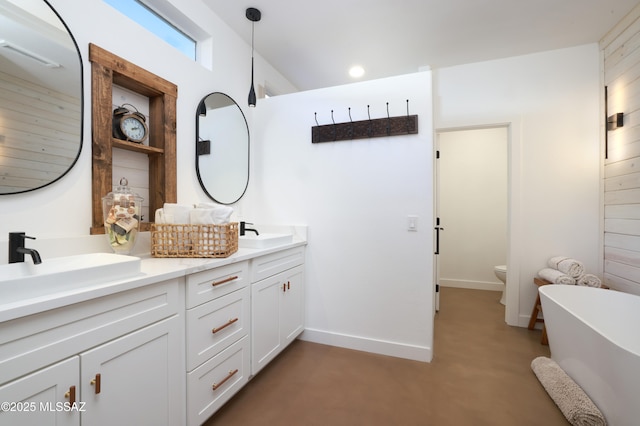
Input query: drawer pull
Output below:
<box><xmin>211</xmin><ymin>275</ymin><xmax>239</xmax><ymax>287</ymax></box>
<box><xmin>212</xmin><ymin>317</ymin><xmax>239</xmax><ymax>334</ymax></box>
<box><xmin>283</xmin><ymin>283</ymin><xmax>286</xmax><ymax>292</ymax></box>
<box><xmin>90</xmin><ymin>373</ymin><xmax>101</xmax><ymax>394</ymax></box>
<box><xmin>64</xmin><ymin>385</ymin><xmax>76</xmax><ymax>404</ymax></box>
<box><xmin>287</xmin><ymin>281</ymin><xmax>290</xmax><ymax>290</ymax></box>
<box><xmin>212</xmin><ymin>369</ymin><xmax>238</xmax><ymax>391</ymax></box>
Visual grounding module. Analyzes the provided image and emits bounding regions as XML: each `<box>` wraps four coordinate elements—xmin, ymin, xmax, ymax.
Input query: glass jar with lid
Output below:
<box><xmin>102</xmin><ymin>177</ymin><xmax>143</xmax><ymax>254</ymax></box>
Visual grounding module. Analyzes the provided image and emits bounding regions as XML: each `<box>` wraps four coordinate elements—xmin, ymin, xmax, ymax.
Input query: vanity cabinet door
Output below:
<box><xmin>0</xmin><ymin>357</ymin><xmax>79</xmax><ymax>426</ymax></box>
<box><xmin>251</xmin><ymin>265</ymin><xmax>304</xmax><ymax>375</ymax></box>
<box><xmin>251</xmin><ymin>274</ymin><xmax>283</xmax><ymax>374</ymax></box>
<box><xmin>80</xmin><ymin>316</ymin><xmax>182</xmax><ymax>426</ymax></box>
<box><xmin>281</xmin><ymin>265</ymin><xmax>305</xmax><ymax>347</ymax></box>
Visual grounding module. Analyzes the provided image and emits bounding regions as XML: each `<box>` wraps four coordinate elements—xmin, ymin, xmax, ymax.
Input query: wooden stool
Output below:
<box><xmin>528</xmin><ymin>277</ymin><xmax>551</xmax><ymax>345</ymax></box>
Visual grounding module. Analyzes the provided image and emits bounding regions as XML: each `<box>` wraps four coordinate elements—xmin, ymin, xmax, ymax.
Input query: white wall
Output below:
<box><xmin>434</xmin><ymin>44</ymin><xmax>602</xmax><ymax>326</ymax></box>
<box><xmin>438</xmin><ymin>127</ymin><xmax>508</xmax><ymax>292</ymax></box>
<box><xmin>0</xmin><ymin>0</ymin><xmax>296</xmax><ymax>261</ymax></box>
<box><xmin>246</xmin><ymin>72</ymin><xmax>435</xmax><ymax>361</ymax></box>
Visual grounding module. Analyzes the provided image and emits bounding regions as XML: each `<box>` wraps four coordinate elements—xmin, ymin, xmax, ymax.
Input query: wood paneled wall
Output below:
<box><xmin>0</xmin><ymin>70</ymin><xmax>81</xmax><ymax>192</ymax></box>
<box><xmin>602</xmin><ymin>4</ymin><xmax>640</xmax><ymax>295</ymax></box>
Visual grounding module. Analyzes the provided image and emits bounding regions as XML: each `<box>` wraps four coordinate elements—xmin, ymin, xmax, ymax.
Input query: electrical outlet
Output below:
<box><xmin>407</xmin><ymin>215</ymin><xmax>418</xmax><ymax>231</ymax></box>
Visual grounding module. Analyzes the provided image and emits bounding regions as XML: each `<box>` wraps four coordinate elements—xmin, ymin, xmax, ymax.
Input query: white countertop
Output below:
<box><xmin>0</xmin><ymin>240</ymin><xmax>306</xmax><ymax>323</ymax></box>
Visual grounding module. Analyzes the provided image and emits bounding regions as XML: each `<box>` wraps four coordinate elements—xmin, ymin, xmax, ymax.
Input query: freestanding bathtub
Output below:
<box><xmin>539</xmin><ymin>285</ymin><xmax>640</xmax><ymax>425</ymax></box>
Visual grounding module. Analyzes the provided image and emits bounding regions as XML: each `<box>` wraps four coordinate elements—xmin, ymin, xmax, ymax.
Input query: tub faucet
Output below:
<box><xmin>9</xmin><ymin>232</ymin><xmax>42</xmax><ymax>264</ymax></box>
<box><xmin>239</xmin><ymin>222</ymin><xmax>259</xmax><ymax>236</ymax></box>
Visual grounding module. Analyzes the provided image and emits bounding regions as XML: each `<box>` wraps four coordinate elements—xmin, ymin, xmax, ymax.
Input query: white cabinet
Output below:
<box><xmin>0</xmin><ymin>357</ymin><xmax>79</xmax><ymax>426</ymax></box>
<box><xmin>80</xmin><ymin>316</ymin><xmax>182</xmax><ymax>426</ymax></box>
<box><xmin>185</xmin><ymin>261</ymin><xmax>250</xmax><ymax>426</ymax></box>
<box><xmin>0</xmin><ymin>279</ymin><xmax>183</xmax><ymax>426</ymax></box>
<box><xmin>251</xmin><ymin>247</ymin><xmax>305</xmax><ymax>375</ymax></box>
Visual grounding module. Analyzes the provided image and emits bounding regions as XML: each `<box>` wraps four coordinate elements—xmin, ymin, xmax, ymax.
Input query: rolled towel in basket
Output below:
<box><xmin>531</xmin><ymin>357</ymin><xmax>607</xmax><ymax>426</ymax></box>
<box><xmin>548</xmin><ymin>256</ymin><xmax>585</xmax><ymax>278</ymax></box>
<box><xmin>538</xmin><ymin>268</ymin><xmax>576</xmax><ymax>285</ymax></box>
<box><xmin>577</xmin><ymin>274</ymin><xmax>602</xmax><ymax>288</ymax></box>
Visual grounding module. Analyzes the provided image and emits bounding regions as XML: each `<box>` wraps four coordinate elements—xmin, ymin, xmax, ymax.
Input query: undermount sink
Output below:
<box><xmin>239</xmin><ymin>233</ymin><xmax>293</xmax><ymax>249</ymax></box>
<box><xmin>0</xmin><ymin>253</ymin><xmax>141</xmax><ymax>305</ymax></box>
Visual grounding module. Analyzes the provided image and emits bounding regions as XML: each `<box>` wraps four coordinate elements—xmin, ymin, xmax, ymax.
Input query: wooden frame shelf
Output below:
<box><xmin>89</xmin><ymin>44</ymin><xmax>177</xmax><ymax>234</ymax></box>
<box><xmin>112</xmin><ymin>138</ymin><xmax>165</xmax><ymax>155</ymax></box>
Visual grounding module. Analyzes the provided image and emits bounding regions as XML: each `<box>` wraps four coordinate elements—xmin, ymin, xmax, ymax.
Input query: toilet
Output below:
<box><xmin>494</xmin><ymin>265</ymin><xmax>507</xmax><ymax>305</ymax></box>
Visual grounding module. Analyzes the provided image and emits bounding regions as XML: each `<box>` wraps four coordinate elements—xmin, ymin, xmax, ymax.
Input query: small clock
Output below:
<box><xmin>112</xmin><ymin>105</ymin><xmax>148</xmax><ymax>143</ymax></box>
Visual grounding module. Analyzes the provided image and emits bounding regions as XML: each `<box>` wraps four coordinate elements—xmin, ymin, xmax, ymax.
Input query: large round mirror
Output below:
<box><xmin>0</xmin><ymin>0</ymin><xmax>83</xmax><ymax>194</ymax></box>
<box><xmin>196</xmin><ymin>92</ymin><xmax>249</xmax><ymax>205</ymax></box>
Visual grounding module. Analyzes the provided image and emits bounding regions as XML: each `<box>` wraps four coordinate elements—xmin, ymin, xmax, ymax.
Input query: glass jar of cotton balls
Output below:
<box><xmin>102</xmin><ymin>177</ymin><xmax>143</xmax><ymax>255</ymax></box>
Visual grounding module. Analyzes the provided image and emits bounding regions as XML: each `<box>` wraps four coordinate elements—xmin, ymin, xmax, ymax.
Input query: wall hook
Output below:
<box><xmin>386</xmin><ymin>102</ymin><xmax>391</xmax><ymax>135</ymax></box>
<box><xmin>406</xmin><ymin>99</ymin><xmax>410</xmax><ymax>133</ymax></box>
<box><xmin>348</xmin><ymin>107</ymin><xmax>354</xmax><ymax>139</ymax></box>
<box><xmin>331</xmin><ymin>110</ymin><xmax>337</xmax><ymax>141</ymax></box>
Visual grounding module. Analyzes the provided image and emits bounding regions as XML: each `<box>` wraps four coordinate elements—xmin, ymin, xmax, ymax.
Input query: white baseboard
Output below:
<box><xmin>440</xmin><ymin>278</ymin><xmax>503</xmax><ymax>292</ymax></box>
<box><xmin>299</xmin><ymin>328</ymin><xmax>432</xmax><ymax>363</ymax></box>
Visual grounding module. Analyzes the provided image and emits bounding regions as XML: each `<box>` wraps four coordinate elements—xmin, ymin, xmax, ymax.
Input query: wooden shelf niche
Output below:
<box><xmin>89</xmin><ymin>44</ymin><xmax>177</xmax><ymax>234</ymax></box>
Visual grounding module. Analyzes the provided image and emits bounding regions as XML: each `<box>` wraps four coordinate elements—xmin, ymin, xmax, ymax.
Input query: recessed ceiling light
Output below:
<box><xmin>349</xmin><ymin>65</ymin><xmax>365</xmax><ymax>78</ymax></box>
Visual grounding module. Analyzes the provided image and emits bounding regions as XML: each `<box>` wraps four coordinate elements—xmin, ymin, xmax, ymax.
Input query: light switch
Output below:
<box><xmin>407</xmin><ymin>215</ymin><xmax>418</xmax><ymax>231</ymax></box>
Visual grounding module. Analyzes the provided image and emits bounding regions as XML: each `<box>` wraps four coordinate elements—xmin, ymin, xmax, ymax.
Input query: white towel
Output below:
<box><xmin>190</xmin><ymin>204</ymin><xmax>234</xmax><ymax>254</ymax></box>
<box><xmin>155</xmin><ymin>208</ymin><xmax>166</xmax><ymax>224</ymax></box>
<box><xmin>195</xmin><ymin>203</ymin><xmax>233</xmax><ymax>225</ymax></box>
<box><xmin>162</xmin><ymin>203</ymin><xmax>192</xmax><ymax>224</ymax></box>
<box><xmin>548</xmin><ymin>257</ymin><xmax>585</xmax><ymax>279</ymax></box>
<box><xmin>538</xmin><ymin>268</ymin><xmax>576</xmax><ymax>285</ymax></box>
<box><xmin>577</xmin><ymin>274</ymin><xmax>602</xmax><ymax>288</ymax></box>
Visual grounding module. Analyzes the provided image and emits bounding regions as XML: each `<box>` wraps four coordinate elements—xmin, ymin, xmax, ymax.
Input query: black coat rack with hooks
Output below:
<box><xmin>312</xmin><ymin>100</ymin><xmax>418</xmax><ymax>143</ymax></box>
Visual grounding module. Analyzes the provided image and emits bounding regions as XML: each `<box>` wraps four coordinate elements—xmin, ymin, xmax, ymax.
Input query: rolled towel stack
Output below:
<box><xmin>548</xmin><ymin>257</ymin><xmax>585</xmax><ymax>279</ymax></box>
<box><xmin>538</xmin><ymin>256</ymin><xmax>603</xmax><ymax>288</ymax></box>
<box><xmin>538</xmin><ymin>268</ymin><xmax>576</xmax><ymax>285</ymax></box>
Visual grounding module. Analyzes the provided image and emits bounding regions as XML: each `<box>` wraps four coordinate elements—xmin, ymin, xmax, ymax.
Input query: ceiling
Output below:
<box><xmin>202</xmin><ymin>0</ymin><xmax>640</xmax><ymax>92</ymax></box>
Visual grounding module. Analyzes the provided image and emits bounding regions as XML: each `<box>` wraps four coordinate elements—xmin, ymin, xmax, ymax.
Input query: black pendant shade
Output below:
<box><xmin>246</xmin><ymin>8</ymin><xmax>261</xmax><ymax>107</ymax></box>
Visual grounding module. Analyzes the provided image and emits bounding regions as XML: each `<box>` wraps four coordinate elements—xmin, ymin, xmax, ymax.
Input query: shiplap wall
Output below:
<box><xmin>111</xmin><ymin>86</ymin><xmax>150</xmax><ymax>223</ymax></box>
<box><xmin>0</xmin><ymin>70</ymin><xmax>81</xmax><ymax>192</ymax></box>
<box><xmin>602</xmin><ymin>3</ymin><xmax>640</xmax><ymax>295</ymax></box>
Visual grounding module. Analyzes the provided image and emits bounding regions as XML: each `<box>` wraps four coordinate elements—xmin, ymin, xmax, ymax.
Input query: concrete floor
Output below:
<box><xmin>205</xmin><ymin>287</ymin><xmax>568</xmax><ymax>425</ymax></box>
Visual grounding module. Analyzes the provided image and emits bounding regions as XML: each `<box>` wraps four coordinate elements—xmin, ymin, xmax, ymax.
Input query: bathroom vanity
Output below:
<box><xmin>0</xmin><ymin>240</ymin><xmax>306</xmax><ymax>426</ymax></box>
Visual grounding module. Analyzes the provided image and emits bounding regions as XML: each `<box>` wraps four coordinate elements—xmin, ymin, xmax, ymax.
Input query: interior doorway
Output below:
<box><xmin>435</xmin><ymin>125</ymin><xmax>509</xmax><ymax>319</ymax></box>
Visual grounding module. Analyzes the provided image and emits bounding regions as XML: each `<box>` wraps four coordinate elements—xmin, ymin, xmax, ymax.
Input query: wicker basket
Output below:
<box><xmin>150</xmin><ymin>222</ymin><xmax>238</xmax><ymax>258</ymax></box>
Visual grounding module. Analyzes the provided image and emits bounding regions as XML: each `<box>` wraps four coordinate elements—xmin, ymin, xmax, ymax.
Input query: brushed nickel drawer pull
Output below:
<box><xmin>64</xmin><ymin>385</ymin><xmax>76</xmax><ymax>404</ymax></box>
<box><xmin>212</xmin><ymin>369</ymin><xmax>238</xmax><ymax>391</ymax></box>
<box><xmin>211</xmin><ymin>275</ymin><xmax>239</xmax><ymax>287</ymax></box>
<box><xmin>212</xmin><ymin>317</ymin><xmax>239</xmax><ymax>334</ymax></box>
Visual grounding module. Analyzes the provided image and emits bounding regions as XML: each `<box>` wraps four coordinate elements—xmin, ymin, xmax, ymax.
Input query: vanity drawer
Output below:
<box><xmin>186</xmin><ymin>261</ymin><xmax>249</xmax><ymax>308</ymax></box>
<box><xmin>250</xmin><ymin>246</ymin><xmax>304</xmax><ymax>282</ymax></box>
<box><xmin>186</xmin><ymin>335</ymin><xmax>250</xmax><ymax>426</ymax></box>
<box><xmin>0</xmin><ymin>279</ymin><xmax>180</xmax><ymax>386</ymax></box>
<box><xmin>186</xmin><ymin>286</ymin><xmax>250</xmax><ymax>371</ymax></box>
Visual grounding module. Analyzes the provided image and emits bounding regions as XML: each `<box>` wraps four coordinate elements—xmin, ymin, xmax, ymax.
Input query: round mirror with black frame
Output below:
<box><xmin>196</xmin><ymin>92</ymin><xmax>249</xmax><ymax>205</ymax></box>
<box><xmin>0</xmin><ymin>0</ymin><xmax>83</xmax><ymax>195</ymax></box>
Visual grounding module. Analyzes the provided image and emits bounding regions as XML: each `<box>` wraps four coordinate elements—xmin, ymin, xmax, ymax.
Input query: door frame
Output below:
<box><xmin>434</xmin><ymin>121</ymin><xmax>521</xmax><ymax>326</ymax></box>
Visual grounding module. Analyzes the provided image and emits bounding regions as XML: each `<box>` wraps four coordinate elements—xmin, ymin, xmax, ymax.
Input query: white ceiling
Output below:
<box><xmin>202</xmin><ymin>0</ymin><xmax>640</xmax><ymax>92</ymax></box>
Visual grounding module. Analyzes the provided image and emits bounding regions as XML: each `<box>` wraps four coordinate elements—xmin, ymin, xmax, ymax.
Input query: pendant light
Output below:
<box><xmin>246</xmin><ymin>7</ymin><xmax>261</xmax><ymax>107</ymax></box>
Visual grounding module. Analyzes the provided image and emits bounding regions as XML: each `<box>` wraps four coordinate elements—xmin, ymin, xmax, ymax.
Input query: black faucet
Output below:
<box><xmin>9</xmin><ymin>232</ymin><xmax>42</xmax><ymax>264</ymax></box>
<box><xmin>239</xmin><ymin>222</ymin><xmax>259</xmax><ymax>236</ymax></box>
